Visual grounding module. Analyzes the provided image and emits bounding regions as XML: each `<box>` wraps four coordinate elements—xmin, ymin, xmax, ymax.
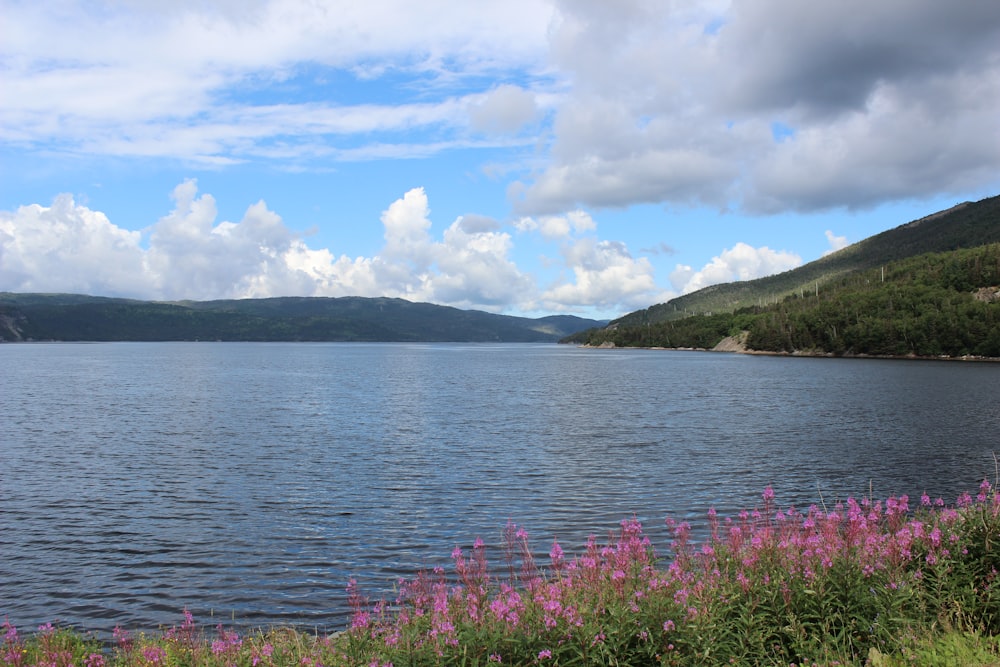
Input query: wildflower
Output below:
<box><xmin>762</xmin><ymin>486</ymin><xmax>776</xmax><ymax>502</ymax></box>
<box><xmin>142</xmin><ymin>645</ymin><xmax>166</xmax><ymax>665</ymax></box>
<box><xmin>538</xmin><ymin>649</ymin><xmax>552</xmax><ymax>659</ymax></box>
<box><xmin>113</xmin><ymin>626</ymin><xmax>132</xmax><ymax>650</ymax></box>
<box><xmin>84</xmin><ymin>654</ymin><xmax>107</xmax><ymax>667</ymax></box>
<box><xmin>3</xmin><ymin>620</ymin><xmax>17</xmax><ymax>643</ymax></box>
<box><xmin>488</xmin><ymin>653</ymin><xmax>502</xmax><ymax>662</ymax></box>
<box><xmin>549</xmin><ymin>540</ymin><xmax>564</xmax><ymax>565</ymax></box>
<box><xmin>663</xmin><ymin>619</ymin><xmax>675</xmax><ymax>632</ymax></box>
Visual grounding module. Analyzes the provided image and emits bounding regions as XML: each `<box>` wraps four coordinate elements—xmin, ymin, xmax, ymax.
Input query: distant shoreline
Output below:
<box><xmin>581</xmin><ymin>340</ymin><xmax>1000</xmax><ymax>362</ymax></box>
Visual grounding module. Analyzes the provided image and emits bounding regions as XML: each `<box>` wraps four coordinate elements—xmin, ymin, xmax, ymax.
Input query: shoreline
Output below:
<box><xmin>582</xmin><ymin>338</ymin><xmax>1000</xmax><ymax>362</ymax></box>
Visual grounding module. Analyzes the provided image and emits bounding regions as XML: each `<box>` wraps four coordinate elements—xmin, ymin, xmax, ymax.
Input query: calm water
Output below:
<box><xmin>2</xmin><ymin>343</ymin><xmax>998</xmax><ymax>634</ymax></box>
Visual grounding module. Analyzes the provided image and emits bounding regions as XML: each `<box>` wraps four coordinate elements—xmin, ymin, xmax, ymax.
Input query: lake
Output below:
<box><xmin>1</xmin><ymin>342</ymin><xmax>998</xmax><ymax>635</ymax></box>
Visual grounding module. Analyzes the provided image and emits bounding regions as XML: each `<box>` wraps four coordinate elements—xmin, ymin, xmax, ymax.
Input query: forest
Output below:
<box><xmin>566</xmin><ymin>243</ymin><xmax>1000</xmax><ymax>358</ymax></box>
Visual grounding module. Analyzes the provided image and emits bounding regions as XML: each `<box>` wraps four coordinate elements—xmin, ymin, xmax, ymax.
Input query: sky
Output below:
<box><xmin>2</xmin><ymin>1</ymin><xmax>999</xmax><ymax>319</ymax></box>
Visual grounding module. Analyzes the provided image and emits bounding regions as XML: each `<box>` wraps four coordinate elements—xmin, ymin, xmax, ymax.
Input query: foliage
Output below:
<box><xmin>570</xmin><ymin>243</ymin><xmax>1000</xmax><ymax>357</ymax></box>
<box><xmin>7</xmin><ymin>484</ymin><xmax>1000</xmax><ymax>666</ymax></box>
<box><xmin>610</xmin><ymin>193</ymin><xmax>1000</xmax><ymax>328</ymax></box>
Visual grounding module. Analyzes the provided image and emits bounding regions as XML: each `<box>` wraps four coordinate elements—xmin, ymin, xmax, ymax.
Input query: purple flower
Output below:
<box><xmin>143</xmin><ymin>646</ymin><xmax>166</xmax><ymax>665</ymax></box>
<box><xmin>3</xmin><ymin>620</ymin><xmax>17</xmax><ymax>643</ymax></box>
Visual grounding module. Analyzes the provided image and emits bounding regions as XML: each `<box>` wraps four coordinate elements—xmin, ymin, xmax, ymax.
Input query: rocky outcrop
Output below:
<box><xmin>973</xmin><ymin>286</ymin><xmax>1000</xmax><ymax>303</ymax></box>
<box><xmin>712</xmin><ymin>331</ymin><xmax>749</xmax><ymax>353</ymax></box>
<box><xmin>0</xmin><ymin>311</ymin><xmax>27</xmax><ymax>342</ymax></box>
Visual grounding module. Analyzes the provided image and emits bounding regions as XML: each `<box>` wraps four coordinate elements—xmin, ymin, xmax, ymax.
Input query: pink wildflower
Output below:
<box><xmin>142</xmin><ymin>646</ymin><xmax>166</xmax><ymax>665</ymax></box>
<box><xmin>84</xmin><ymin>654</ymin><xmax>107</xmax><ymax>667</ymax></box>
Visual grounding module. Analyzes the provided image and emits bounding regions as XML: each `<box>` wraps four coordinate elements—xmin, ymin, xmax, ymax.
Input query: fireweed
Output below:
<box><xmin>4</xmin><ymin>485</ymin><xmax>1000</xmax><ymax>666</ymax></box>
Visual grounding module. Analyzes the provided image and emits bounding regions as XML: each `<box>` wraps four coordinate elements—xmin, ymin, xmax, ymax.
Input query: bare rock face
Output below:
<box><xmin>0</xmin><ymin>312</ymin><xmax>27</xmax><ymax>342</ymax></box>
<box><xmin>712</xmin><ymin>331</ymin><xmax>749</xmax><ymax>353</ymax></box>
<box><xmin>973</xmin><ymin>286</ymin><xmax>1000</xmax><ymax>303</ymax></box>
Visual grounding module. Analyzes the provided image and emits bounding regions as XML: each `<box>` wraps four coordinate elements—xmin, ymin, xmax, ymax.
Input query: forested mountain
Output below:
<box><xmin>567</xmin><ymin>244</ymin><xmax>1000</xmax><ymax>357</ymax></box>
<box><xmin>565</xmin><ymin>195</ymin><xmax>1000</xmax><ymax>359</ymax></box>
<box><xmin>613</xmin><ymin>193</ymin><xmax>1000</xmax><ymax>328</ymax></box>
<box><xmin>0</xmin><ymin>294</ymin><xmax>604</xmax><ymax>343</ymax></box>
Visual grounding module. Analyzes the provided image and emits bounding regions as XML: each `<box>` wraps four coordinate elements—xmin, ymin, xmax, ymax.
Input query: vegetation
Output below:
<box><xmin>6</xmin><ymin>484</ymin><xmax>1000</xmax><ymax>666</ymax></box>
<box><xmin>612</xmin><ymin>193</ymin><xmax>1000</xmax><ymax>328</ymax></box>
<box><xmin>567</xmin><ymin>243</ymin><xmax>1000</xmax><ymax>358</ymax></box>
<box><xmin>0</xmin><ymin>295</ymin><xmax>604</xmax><ymax>343</ymax></box>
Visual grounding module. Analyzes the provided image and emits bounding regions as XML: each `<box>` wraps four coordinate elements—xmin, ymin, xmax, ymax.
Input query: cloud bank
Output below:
<box><xmin>4</xmin><ymin>0</ymin><xmax>997</xmax><ymax>212</ymax></box>
<box><xmin>514</xmin><ymin>0</ymin><xmax>1000</xmax><ymax>214</ymax></box>
<box><xmin>1</xmin><ymin>183</ymin><xmax>802</xmax><ymax>316</ymax></box>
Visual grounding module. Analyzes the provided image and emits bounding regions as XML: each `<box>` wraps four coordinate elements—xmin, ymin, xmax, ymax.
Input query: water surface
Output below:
<box><xmin>2</xmin><ymin>343</ymin><xmax>997</xmax><ymax>633</ymax></box>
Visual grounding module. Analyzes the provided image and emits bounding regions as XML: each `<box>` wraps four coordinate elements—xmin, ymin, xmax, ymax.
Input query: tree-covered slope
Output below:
<box><xmin>567</xmin><ymin>243</ymin><xmax>1000</xmax><ymax>358</ymax></box>
<box><xmin>0</xmin><ymin>294</ymin><xmax>604</xmax><ymax>343</ymax></box>
<box><xmin>614</xmin><ymin>193</ymin><xmax>1000</xmax><ymax>329</ymax></box>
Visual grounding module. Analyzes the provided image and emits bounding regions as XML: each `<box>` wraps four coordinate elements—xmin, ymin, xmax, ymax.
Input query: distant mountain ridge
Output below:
<box><xmin>0</xmin><ymin>294</ymin><xmax>606</xmax><ymax>343</ymax></box>
<box><xmin>612</xmin><ymin>193</ymin><xmax>1000</xmax><ymax>329</ymax></box>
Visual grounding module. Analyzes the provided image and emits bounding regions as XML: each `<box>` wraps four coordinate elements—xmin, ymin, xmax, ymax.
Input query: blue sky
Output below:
<box><xmin>2</xmin><ymin>0</ymin><xmax>999</xmax><ymax>319</ymax></box>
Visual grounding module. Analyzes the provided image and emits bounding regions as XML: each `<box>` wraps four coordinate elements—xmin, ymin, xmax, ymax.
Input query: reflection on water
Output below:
<box><xmin>1</xmin><ymin>343</ymin><xmax>997</xmax><ymax>633</ymax></box>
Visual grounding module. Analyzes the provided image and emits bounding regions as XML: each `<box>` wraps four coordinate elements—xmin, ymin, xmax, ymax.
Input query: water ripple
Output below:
<box><xmin>2</xmin><ymin>343</ymin><xmax>998</xmax><ymax>635</ymax></box>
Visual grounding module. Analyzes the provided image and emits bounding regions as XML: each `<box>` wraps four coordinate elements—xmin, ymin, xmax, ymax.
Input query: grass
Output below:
<box><xmin>5</xmin><ymin>483</ymin><xmax>1000</xmax><ymax>666</ymax></box>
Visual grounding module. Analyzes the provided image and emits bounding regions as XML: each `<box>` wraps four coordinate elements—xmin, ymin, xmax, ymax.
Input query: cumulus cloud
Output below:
<box><xmin>669</xmin><ymin>243</ymin><xmax>802</xmax><ymax>295</ymax></box>
<box><xmin>0</xmin><ymin>195</ymin><xmax>151</xmax><ymax>297</ymax></box>
<box><xmin>3</xmin><ymin>182</ymin><xmax>656</xmax><ymax>314</ymax></box>
<box><xmin>513</xmin><ymin>0</ymin><xmax>1000</xmax><ymax>215</ymax></box>
<box><xmin>823</xmin><ymin>230</ymin><xmax>849</xmax><ymax>256</ymax></box>
<box><xmin>542</xmin><ymin>238</ymin><xmax>671</xmax><ymax>312</ymax></box>
<box><xmin>1</xmin><ymin>181</ymin><xmax>697</xmax><ymax>317</ymax></box>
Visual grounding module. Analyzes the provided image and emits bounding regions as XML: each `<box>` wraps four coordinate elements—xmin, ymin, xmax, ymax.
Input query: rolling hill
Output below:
<box><xmin>0</xmin><ymin>294</ymin><xmax>605</xmax><ymax>343</ymax></box>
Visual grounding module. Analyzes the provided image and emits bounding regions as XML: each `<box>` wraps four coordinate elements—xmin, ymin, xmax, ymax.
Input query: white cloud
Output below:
<box><xmin>1</xmin><ymin>182</ymin><xmax>693</xmax><ymax>317</ymax></box>
<box><xmin>0</xmin><ymin>182</ymin><xmax>547</xmax><ymax>311</ymax></box>
<box><xmin>5</xmin><ymin>0</ymin><xmax>997</xmax><ymax>212</ymax></box>
<box><xmin>670</xmin><ymin>242</ymin><xmax>802</xmax><ymax>294</ymax></box>
<box><xmin>540</xmin><ymin>238</ymin><xmax>672</xmax><ymax>312</ymax></box>
<box><xmin>1</xmin><ymin>0</ymin><xmax>557</xmax><ymax>164</ymax></box>
<box><xmin>823</xmin><ymin>230</ymin><xmax>849</xmax><ymax>256</ymax></box>
<box><xmin>514</xmin><ymin>210</ymin><xmax>596</xmax><ymax>239</ymax></box>
<box><xmin>469</xmin><ymin>84</ymin><xmax>541</xmax><ymax>135</ymax></box>
<box><xmin>0</xmin><ymin>195</ymin><xmax>151</xmax><ymax>297</ymax></box>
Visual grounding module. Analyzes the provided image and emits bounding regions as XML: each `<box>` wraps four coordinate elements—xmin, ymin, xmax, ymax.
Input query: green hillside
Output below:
<box><xmin>613</xmin><ymin>193</ymin><xmax>1000</xmax><ymax>329</ymax></box>
<box><xmin>567</xmin><ymin>243</ymin><xmax>1000</xmax><ymax>358</ymax></box>
<box><xmin>0</xmin><ymin>294</ymin><xmax>604</xmax><ymax>343</ymax></box>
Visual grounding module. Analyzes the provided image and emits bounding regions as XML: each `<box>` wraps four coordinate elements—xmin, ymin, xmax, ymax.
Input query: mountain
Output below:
<box><xmin>611</xmin><ymin>193</ymin><xmax>1000</xmax><ymax>329</ymax></box>
<box><xmin>564</xmin><ymin>194</ymin><xmax>1000</xmax><ymax>358</ymax></box>
<box><xmin>0</xmin><ymin>294</ymin><xmax>605</xmax><ymax>343</ymax></box>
